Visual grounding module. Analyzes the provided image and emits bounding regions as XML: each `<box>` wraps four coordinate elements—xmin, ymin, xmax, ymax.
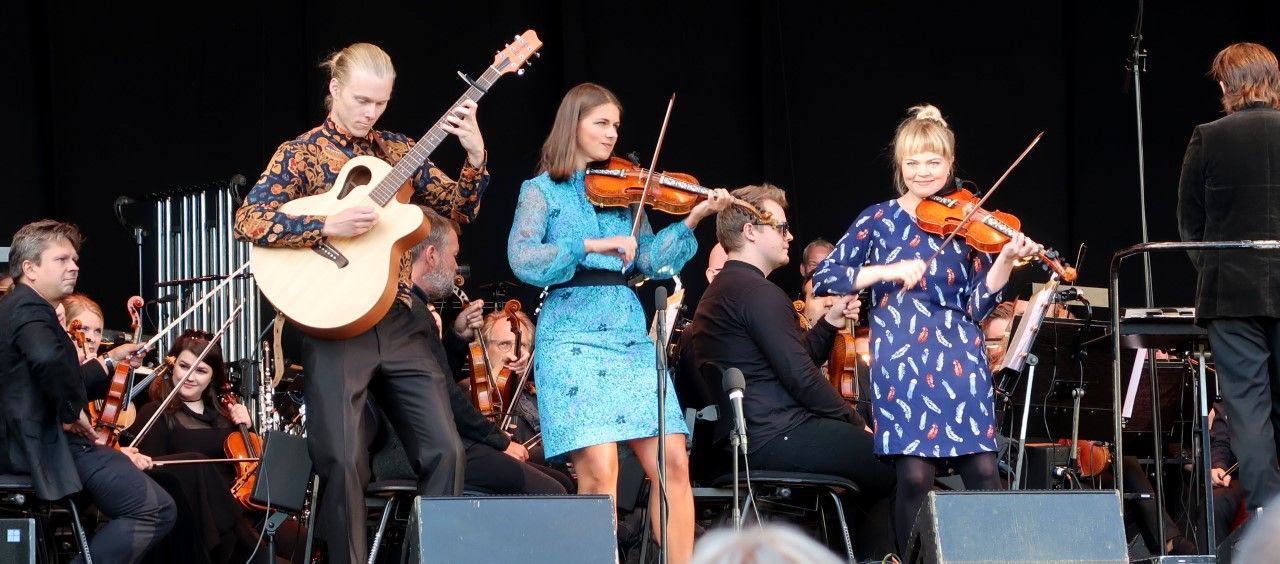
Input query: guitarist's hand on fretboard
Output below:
<box><xmin>322</xmin><ymin>206</ymin><xmax>379</xmax><ymax>237</ymax></box>
<box><xmin>441</xmin><ymin>99</ymin><xmax>486</xmax><ymax>167</ymax></box>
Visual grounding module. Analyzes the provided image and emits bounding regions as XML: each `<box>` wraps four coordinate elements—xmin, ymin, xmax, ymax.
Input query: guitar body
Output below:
<box><xmin>248</xmin><ymin>29</ymin><xmax>542</xmax><ymax>339</ymax></box>
<box><xmin>251</xmin><ymin>155</ymin><xmax>428</xmax><ymax>339</ymax></box>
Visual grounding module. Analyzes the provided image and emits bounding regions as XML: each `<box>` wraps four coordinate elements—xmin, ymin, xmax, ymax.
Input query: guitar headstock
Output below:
<box><xmin>492</xmin><ymin>30</ymin><xmax>542</xmax><ymax>76</ymax></box>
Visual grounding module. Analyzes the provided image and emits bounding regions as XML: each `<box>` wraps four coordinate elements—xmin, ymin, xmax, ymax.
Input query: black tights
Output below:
<box><xmin>893</xmin><ymin>452</ymin><xmax>1001</xmax><ymax>555</ymax></box>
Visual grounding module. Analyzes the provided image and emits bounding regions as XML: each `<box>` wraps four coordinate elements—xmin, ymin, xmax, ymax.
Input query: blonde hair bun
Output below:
<box><xmin>909</xmin><ymin>104</ymin><xmax>948</xmax><ymax>127</ymax></box>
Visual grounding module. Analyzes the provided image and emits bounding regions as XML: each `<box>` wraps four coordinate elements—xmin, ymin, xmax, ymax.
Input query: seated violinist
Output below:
<box><xmin>687</xmin><ymin>185</ymin><xmax>896</xmax><ymax>559</ymax></box>
<box><xmin>797</xmin><ymin>237</ymin><xmax>835</xmax><ymax>299</ymax></box>
<box><xmin>62</xmin><ymin>292</ymin><xmax>105</xmax><ymax>362</ymax></box>
<box><xmin>405</xmin><ymin>207</ymin><xmax>569</xmax><ymax>495</ymax></box>
<box><xmin>122</xmin><ymin>330</ymin><xmax>288</xmax><ymax>563</ymax></box>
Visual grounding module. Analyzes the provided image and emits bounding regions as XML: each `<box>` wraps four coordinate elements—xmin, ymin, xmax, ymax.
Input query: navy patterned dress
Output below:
<box><xmin>508</xmin><ymin>171</ymin><xmax>694</xmax><ymax>460</ymax></box>
<box><xmin>813</xmin><ymin>199</ymin><xmax>1003</xmax><ymax>458</ymax></box>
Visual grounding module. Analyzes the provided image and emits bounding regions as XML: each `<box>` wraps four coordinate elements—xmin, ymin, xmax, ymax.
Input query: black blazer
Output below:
<box><xmin>0</xmin><ymin>283</ymin><xmax>109</xmax><ymax>500</ymax></box>
<box><xmin>1178</xmin><ymin>102</ymin><xmax>1280</xmax><ymax>320</ymax></box>
<box><xmin>409</xmin><ymin>286</ymin><xmax>509</xmax><ymax>451</ymax></box>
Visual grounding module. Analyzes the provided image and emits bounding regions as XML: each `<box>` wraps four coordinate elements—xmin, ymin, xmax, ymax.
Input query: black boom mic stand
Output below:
<box><xmin>723</xmin><ymin>367</ymin><xmax>748</xmax><ymax>531</ymax></box>
<box><xmin>653</xmin><ymin>285</ymin><xmax>670</xmax><ymax>564</ymax></box>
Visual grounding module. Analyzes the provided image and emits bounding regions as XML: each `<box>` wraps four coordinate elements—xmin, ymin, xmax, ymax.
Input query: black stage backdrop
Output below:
<box><xmin>4</xmin><ymin>1</ymin><xmax>1278</xmax><ymax>333</ymax></box>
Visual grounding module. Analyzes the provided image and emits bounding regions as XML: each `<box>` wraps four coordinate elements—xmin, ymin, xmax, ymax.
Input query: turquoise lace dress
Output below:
<box><xmin>508</xmin><ymin>170</ymin><xmax>694</xmax><ymax>459</ymax></box>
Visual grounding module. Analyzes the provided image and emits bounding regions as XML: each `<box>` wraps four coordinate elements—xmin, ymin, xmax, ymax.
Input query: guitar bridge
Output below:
<box><xmin>312</xmin><ymin>240</ymin><xmax>350</xmax><ymax>268</ymax></box>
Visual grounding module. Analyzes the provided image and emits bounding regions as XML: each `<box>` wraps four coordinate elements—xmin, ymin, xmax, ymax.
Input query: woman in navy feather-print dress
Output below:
<box><xmin>813</xmin><ymin>104</ymin><xmax>1044</xmax><ymax>553</ymax></box>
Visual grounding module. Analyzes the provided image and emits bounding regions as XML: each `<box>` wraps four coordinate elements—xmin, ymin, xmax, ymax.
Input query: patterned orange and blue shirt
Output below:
<box><xmin>234</xmin><ymin>117</ymin><xmax>489</xmax><ymax>304</ymax></box>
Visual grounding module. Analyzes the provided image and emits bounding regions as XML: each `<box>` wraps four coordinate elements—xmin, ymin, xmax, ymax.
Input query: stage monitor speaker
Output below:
<box><xmin>248</xmin><ymin>430</ymin><xmax>312</xmax><ymax>513</ymax></box>
<box><xmin>915</xmin><ymin>490</ymin><xmax>1126</xmax><ymax>563</ymax></box>
<box><xmin>0</xmin><ymin>518</ymin><xmax>35</xmax><ymax>564</ymax></box>
<box><xmin>406</xmin><ymin>495</ymin><xmax>616</xmax><ymax>563</ymax></box>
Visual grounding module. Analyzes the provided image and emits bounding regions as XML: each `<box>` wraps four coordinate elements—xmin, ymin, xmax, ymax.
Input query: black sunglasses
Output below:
<box><xmin>752</xmin><ymin>220</ymin><xmax>791</xmax><ymax>236</ymax></box>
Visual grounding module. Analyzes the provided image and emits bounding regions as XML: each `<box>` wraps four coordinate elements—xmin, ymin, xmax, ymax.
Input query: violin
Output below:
<box><xmin>1056</xmin><ymin>439</ymin><xmax>1111</xmax><ymax>478</ymax></box>
<box><xmin>219</xmin><ymin>384</ymin><xmax>268</xmax><ymax>511</ymax></box>
<box><xmin>792</xmin><ymin>300</ymin><xmax>811</xmax><ymax>331</ymax></box>
<box><xmin>90</xmin><ymin>296</ymin><xmax>145</xmax><ymax>447</ymax></box>
<box><xmin>495</xmin><ymin>299</ymin><xmax>524</xmax><ymax>411</ymax></box>
<box><xmin>67</xmin><ymin>319</ymin><xmax>89</xmax><ymax>358</ymax></box>
<box><xmin>452</xmin><ymin>280</ymin><xmax>504</xmax><ymax>420</ymax></box>
<box><xmin>915</xmin><ymin>188</ymin><xmax>1077</xmax><ymax>282</ymax></box>
<box><xmin>827</xmin><ymin>318</ymin><xmax>860</xmax><ymax>402</ymax></box>
<box><xmin>584</xmin><ymin>156</ymin><xmax>772</xmax><ymax>222</ymax></box>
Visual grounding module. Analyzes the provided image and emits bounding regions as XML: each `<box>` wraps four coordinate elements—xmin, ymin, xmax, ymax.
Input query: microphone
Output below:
<box><xmin>228</xmin><ymin>174</ymin><xmax>249</xmax><ymax>206</ymax></box>
<box><xmin>145</xmin><ymin>294</ymin><xmax>178</xmax><ymax>306</ymax></box>
<box><xmin>114</xmin><ymin>195</ymin><xmax>138</xmax><ymax>230</ymax></box>
<box><xmin>654</xmin><ymin>286</ymin><xmax>668</xmax><ymax>354</ymax></box>
<box><xmin>1054</xmin><ymin>287</ymin><xmax>1090</xmax><ymax>304</ymax></box>
<box><xmin>723</xmin><ymin>367</ymin><xmax>748</xmax><ymax>449</ymax></box>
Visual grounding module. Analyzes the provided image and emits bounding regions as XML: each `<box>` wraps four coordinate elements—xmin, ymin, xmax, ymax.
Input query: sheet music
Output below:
<box><xmin>997</xmin><ymin>279</ymin><xmax>1058</xmax><ymax>374</ymax></box>
<box><xmin>1121</xmin><ymin>348</ymin><xmax>1148</xmax><ymax>419</ymax></box>
<box><xmin>649</xmin><ymin>275</ymin><xmax>683</xmax><ymax>346</ymax></box>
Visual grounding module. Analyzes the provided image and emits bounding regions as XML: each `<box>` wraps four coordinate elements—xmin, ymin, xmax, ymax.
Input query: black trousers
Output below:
<box><xmin>748</xmin><ymin>417</ymin><xmax>897</xmax><ymax>558</ymax></box>
<box><xmin>302</xmin><ymin>303</ymin><xmax>464</xmax><ymax>563</ymax></box>
<box><xmin>1115</xmin><ymin>456</ymin><xmax>1182</xmax><ymax>552</ymax></box>
<box><xmin>1209</xmin><ymin>317</ymin><xmax>1280</xmax><ymax>511</ymax></box>
<box><xmin>69</xmin><ymin>443</ymin><xmax>176</xmax><ymax>564</ymax></box>
<box><xmin>463</xmin><ymin>442</ymin><xmax>570</xmax><ymax>495</ymax></box>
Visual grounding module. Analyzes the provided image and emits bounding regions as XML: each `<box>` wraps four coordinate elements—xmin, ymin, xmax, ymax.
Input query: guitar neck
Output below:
<box><xmin>368</xmin><ymin>67</ymin><xmax>502</xmax><ymax>207</ymax></box>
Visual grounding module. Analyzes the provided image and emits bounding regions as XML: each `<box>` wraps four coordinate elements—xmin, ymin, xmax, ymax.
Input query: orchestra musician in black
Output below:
<box><xmin>0</xmin><ymin>219</ymin><xmax>174</xmax><ymax>563</ymax></box>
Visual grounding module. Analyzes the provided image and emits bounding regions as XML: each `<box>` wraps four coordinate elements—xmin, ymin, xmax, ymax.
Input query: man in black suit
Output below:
<box><xmin>1178</xmin><ymin>42</ymin><xmax>1280</xmax><ymax>513</ymax></box>
<box><xmin>0</xmin><ymin>220</ymin><xmax>174</xmax><ymax>563</ymax></box>
<box><xmin>404</xmin><ymin>207</ymin><xmax>570</xmax><ymax>495</ymax></box>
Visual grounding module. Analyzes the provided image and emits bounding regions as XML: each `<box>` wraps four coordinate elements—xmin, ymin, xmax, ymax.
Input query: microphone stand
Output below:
<box><xmin>1012</xmin><ymin>354</ymin><xmax>1039</xmax><ymax>490</ymax></box>
<box><xmin>653</xmin><ymin>287</ymin><xmax>669</xmax><ymax>564</ymax></box>
<box><xmin>1126</xmin><ymin>0</ymin><xmax>1155</xmax><ymax>309</ymax></box>
<box><xmin>728</xmin><ymin>389</ymin><xmax>748</xmax><ymax>532</ymax></box>
<box><xmin>1127</xmin><ymin>10</ymin><xmax>1170</xmax><ymax>543</ymax></box>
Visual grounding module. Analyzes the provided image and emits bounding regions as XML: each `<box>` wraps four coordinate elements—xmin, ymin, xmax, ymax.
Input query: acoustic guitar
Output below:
<box><xmin>250</xmin><ymin>31</ymin><xmax>541</xmax><ymax>338</ymax></box>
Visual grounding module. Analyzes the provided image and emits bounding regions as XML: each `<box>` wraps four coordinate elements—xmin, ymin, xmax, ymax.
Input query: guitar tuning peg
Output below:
<box><xmin>517</xmin><ymin>68</ymin><xmax>525</xmax><ymax>76</ymax></box>
<box><xmin>535</xmin><ymin>52</ymin><xmax>541</xmax><ymax>58</ymax></box>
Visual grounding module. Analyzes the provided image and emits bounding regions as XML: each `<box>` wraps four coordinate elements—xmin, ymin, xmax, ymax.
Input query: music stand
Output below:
<box><xmin>1001</xmin><ymin>317</ymin><xmax>1125</xmax><ymax>443</ymax></box>
<box><xmin>1108</xmin><ymin>240</ymin><xmax>1279</xmax><ymax>555</ymax></box>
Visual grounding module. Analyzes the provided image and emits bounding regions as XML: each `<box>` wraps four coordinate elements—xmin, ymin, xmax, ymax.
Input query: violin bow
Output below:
<box><xmin>620</xmin><ymin>94</ymin><xmax>678</xmax><ymax>273</ymax></box>
<box><xmin>131</xmin><ymin>301</ymin><xmax>243</xmax><ymax>446</ymax></box>
<box><xmin>132</xmin><ymin>262</ymin><xmax>250</xmax><ymax>359</ymax></box>
<box><xmin>151</xmin><ymin>457</ymin><xmax>260</xmax><ymax>467</ymax></box>
<box><xmin>630</xmin><ymin>93</ymin><xmax>677</xmax><ymax>240</ymax></box>
<box><xmin>899</xmin><ymin>132</ymin><xmax>1044</xmax><ymax>296</ymax></box>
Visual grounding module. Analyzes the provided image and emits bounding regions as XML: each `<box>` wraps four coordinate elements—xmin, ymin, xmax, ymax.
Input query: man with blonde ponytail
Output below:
<box><xmin>234</xmin><ymin>42</ymin><xmax>489</xmax><ymax>561</ymax></box>
<box><xmin>1178</xmin><ymin>42</ymin><xmax>1280</xmax><ymax>517</ymax></box>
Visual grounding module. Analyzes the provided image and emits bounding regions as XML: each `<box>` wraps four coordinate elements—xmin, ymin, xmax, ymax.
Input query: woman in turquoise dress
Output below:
<box><xmin>813</xmin><ymin>104</ymin><xmax>1043</xmax><ymax>553</ymax></box>
<box><xmin>508</xmin><ymin>82</ymin><xmax>730</xmax><ymax>562</ymax></box>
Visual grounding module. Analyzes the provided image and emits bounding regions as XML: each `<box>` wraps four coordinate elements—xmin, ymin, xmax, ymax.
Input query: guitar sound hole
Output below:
<box><xmin>337</xmin><ymin>166</ymin><xmax>372</xmax><ymax>199</ymax></box>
